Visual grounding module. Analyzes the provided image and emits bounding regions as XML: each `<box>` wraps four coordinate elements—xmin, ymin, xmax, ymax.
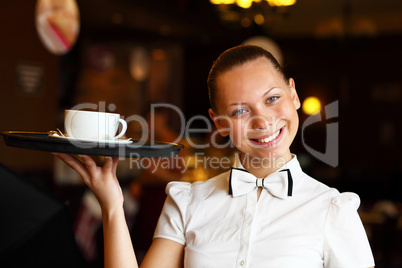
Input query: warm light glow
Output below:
<box><xmin>210</xmin><ymin>0</ymin><xmax>236</xmax><ymax>4</ymax></box>
<box><xmin>267</xmin><ymin>0</ymin><xmax>296</xmax><ymax>6</ymax></box>
<box><xmin>152</xmin><ymin>49</ymin><xmax>166</xmax><ymax>61</ymax></box>
<box><xmin>254</xmin><ymin>14</ymin><xmax>265</xmax><ymax>25</ymax></box>
<box><xmin>302</xmin><ymin>97</ymin><xmax>321</xmax><ymax>115</ymax></box>
<box><xmin>210</xmin><ymin>0</ymin><xmax>296</xmax><ymax>7</ymax></box>
<box><xmin>236</xmin><ymin>0</ymin><xmax>253</xmax><ymax>8</ymax></box>
<box><xmin>280</xmin><ymin>0</ymin><xmax>296</xmax><ymax>6</ymax></box>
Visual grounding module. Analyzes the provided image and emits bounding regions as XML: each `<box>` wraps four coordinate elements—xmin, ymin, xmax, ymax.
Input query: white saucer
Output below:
<box><xmin>49</xmin><ymin>133</ymin><xmax>133</xmax><ymax>144</ymax></box>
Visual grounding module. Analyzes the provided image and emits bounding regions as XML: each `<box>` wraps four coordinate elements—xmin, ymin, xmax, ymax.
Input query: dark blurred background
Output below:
<box><xmin>0</xmin><ymin>0</ymin><xmax>401</xmax><ymax>267</ymax></box>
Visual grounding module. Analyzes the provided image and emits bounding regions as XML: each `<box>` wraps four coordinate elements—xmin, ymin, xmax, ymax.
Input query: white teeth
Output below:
<box><xmin>256</xmin><ymin>129</ymin><xmax>280</xmax><ymax>143</ymax></box>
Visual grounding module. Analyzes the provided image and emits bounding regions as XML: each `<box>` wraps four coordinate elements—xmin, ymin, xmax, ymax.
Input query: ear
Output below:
<box><xmin>288</xmin><ymin>78</ymin><xmax>301</xmax><ymax>110</ymax></box>
<box><xmin>208</xmin><ymin>108</ymin><xmax>230</xmax><ymax>137</ymax></box>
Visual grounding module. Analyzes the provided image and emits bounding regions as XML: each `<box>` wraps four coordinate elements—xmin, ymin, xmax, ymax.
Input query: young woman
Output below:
<box><xmin>56</xmin><ymin>45</ymin><xmax>375</xmax><ymax>267</ymax></box>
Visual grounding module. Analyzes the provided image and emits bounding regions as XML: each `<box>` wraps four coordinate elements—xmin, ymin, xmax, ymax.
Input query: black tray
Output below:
<box><xmin>1</xmin><ymin>131</ymin><xmax>184</xmax><ymax>158</ymax></box>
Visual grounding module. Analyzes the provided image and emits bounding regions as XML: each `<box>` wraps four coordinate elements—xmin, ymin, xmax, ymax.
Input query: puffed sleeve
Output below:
<box><xmin>323</xmin><ymin>192</ymin><xmax>375</xmax><ymax>267</ymax></box>
<box><xmin>153</xmin><ymin>181</ymin><xmax>191</xmax><ymax>245</ymax></box>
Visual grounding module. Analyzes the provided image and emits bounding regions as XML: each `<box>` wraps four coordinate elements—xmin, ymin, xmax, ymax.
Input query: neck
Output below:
<box><xmin>240</xmin><ymin>151</ymin><xmax>292</xmax><ymax>178</ymax></box>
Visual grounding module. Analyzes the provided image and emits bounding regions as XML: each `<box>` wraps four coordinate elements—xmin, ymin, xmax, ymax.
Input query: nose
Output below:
<box><xmin>250</xmin><ymin>114</ymin><xmax>270</xmax><ymax>130</ymax></box>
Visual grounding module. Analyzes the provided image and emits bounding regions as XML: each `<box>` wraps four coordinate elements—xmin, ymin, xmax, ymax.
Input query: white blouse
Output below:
<box><xmin>154</xmin><ymin>155</ymin><xmax>375</xmax><ymax>268</ymax></box>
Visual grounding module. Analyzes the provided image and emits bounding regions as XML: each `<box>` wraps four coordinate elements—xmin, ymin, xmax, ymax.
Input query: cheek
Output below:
<box><xmin>275</xmin><ymin>104</ymin><xmax>299</xmax><ymax>128</ymax></box>
<box><xmin>285</xmin><ymin>107</ymin><xmax>299</xmax><ymax>132</ymax></box>
<box><xmin>227</xmin><ymin>120</ymin><xmax>248</xmax><ymax>146</ymax></box>
<box><xmin>270</xmin><ymin>106</ymin><xmax>289</xmax><ymax>124</ymax></box>
<box><xmin>230</xmin><ymin>120</ymin><xmax>242</xmax><ymax>138</ymax></box>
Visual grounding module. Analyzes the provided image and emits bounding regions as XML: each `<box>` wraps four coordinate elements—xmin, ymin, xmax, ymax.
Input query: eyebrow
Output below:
<box><xmin>228</xmin><ymin>87</ymin><xmax>279</xmax><ymax>107</ymax></box>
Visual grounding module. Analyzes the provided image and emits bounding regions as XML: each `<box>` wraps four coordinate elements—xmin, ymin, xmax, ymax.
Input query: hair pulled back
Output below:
<box><xmin>207</xmin><ymin>45</ymin><xmax>287</xmax><ymax>112</ymax></box>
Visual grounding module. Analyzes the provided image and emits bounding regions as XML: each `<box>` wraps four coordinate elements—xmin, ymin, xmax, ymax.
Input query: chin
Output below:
<box><xmin>260</xmin><ymin>147</ymin><xmax>289</xmax><ymax>160</ymax></box>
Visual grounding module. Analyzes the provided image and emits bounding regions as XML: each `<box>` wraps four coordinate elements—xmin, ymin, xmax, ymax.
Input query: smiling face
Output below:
<box><xmin>209</xmin><ymin>57</ymin><xmax>301</xmax><ymax>163</ymax></box>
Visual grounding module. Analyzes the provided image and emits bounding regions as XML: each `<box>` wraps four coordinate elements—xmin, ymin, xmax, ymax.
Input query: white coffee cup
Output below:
<box><xmin>64</xmin><ymin>110</ymin><xmax>127</xmax><ymax>140</ymax></box>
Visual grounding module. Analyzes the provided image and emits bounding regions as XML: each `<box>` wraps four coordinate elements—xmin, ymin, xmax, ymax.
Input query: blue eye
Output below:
<box><xmin>266</xmin><ymin>96</ymin><xmax>279</xmax><ymax>103</ymax></box>
<box><xmin>232</xmin><ymin>109</ymin><xmax>247</xmax><ymax>116</ymax></box>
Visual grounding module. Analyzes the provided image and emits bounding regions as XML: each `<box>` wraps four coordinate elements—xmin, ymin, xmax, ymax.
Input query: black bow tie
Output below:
<box><xmin>229</xmin><ymin>168</ymin><xmax>293</xmax><ymax>199</ymax></box>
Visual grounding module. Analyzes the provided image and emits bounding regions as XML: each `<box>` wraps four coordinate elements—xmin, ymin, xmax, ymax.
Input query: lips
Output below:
<box><xmin>249</xmin><ymin>127</ymin><xmax>284</xmax><ymax>146</ymax></box>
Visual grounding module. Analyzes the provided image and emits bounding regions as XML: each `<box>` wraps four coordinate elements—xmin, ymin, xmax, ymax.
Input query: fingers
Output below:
<box><xmin>112</xmin><ymin>157</ymin><xmax>119</xmax><ymax>174</ymax></box>
<box><xmin>79</xmin><ymin>155</ymin><xmax>98</xmax><ymax>174</ymax></box>
<box><xmin>103</xmin><ymin>156</ymin><xmax>113</xmax><ymax>170</ymax></box>
<box><xmin>54</xmin><ymin>153</ymin><xmax>120</xmax><ymax>184</ymax></box>
<box><xmin>54</xmin><ymin>153</ymin><xmax>90</xmax><ymax>182</ymax></box>
<box><xmin>102</xmin><ymin>156</ymin><xmax>120</xmax><ymax>174</ymax></box>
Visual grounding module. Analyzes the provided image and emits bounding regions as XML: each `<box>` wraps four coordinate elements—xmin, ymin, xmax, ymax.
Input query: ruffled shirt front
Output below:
<box><xmin>154</xmin><ymin>155</ymin><xmax>375</xmax><ymax>268</ymax></box>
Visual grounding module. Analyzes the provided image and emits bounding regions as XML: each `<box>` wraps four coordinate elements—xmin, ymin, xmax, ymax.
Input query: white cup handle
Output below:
<box><xmin>114</xmin><ymin>118</ymin><xmax>127</xmax><ymax>139</ymax></box>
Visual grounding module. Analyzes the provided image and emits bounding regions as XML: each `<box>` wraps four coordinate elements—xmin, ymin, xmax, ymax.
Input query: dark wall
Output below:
<box><xmin>0</xmin><ymin>0</ymin><xmax>59</xmax><ymax>171</ymax></box>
